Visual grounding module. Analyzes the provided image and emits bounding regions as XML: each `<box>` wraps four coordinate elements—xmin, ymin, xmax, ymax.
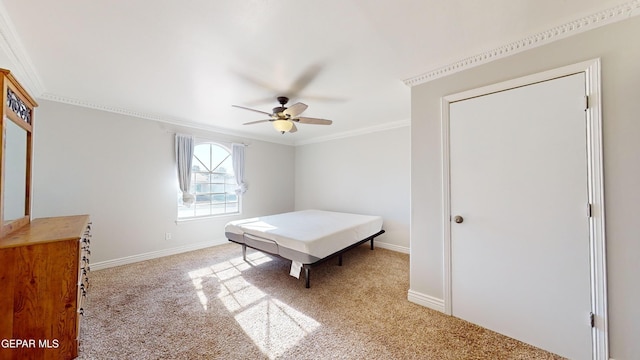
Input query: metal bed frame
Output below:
<box><xmin>228</xmin><ymin>229</ymin><xmax>385</xmax><ymax>288</ymax></box>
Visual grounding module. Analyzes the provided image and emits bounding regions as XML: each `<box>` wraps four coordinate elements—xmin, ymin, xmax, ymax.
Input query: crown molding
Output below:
<box><xmin>294</xmin><ymin>118</ymin><xmax>410</xmax><ymax>146</ymax></box>
<box><xmin>403</xmin><ymin>0</ymin><xmax>640</xmax><ymax>87</ymax></box>
<box><xmin>39</xmin><ymin>92</ymin><xmax>297</xmax><ymax>146</ymax></box>
<box><xmin>42</xmin><ymin>92</ymin><xmax>409</xmax><ymax>147</ymax></box>
<box><xmin>0</xmin><ymin>0</ymin><xmax>46</xmax><ymax>96</ymax></box>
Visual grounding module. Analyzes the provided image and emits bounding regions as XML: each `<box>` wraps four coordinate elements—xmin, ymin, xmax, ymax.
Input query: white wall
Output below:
<box><xmin>410</xmin><ymin>16</ymin><xmax>640</xmax><ymax>359</ymax></box>
<box><xmin>294</xmin><ymin>126</ymin><xmax>410</xmax><ymax>251</ymax></box>
<box><xmin>32</xmin><ymin>100</ymin><xmax>295</xmax><ymax>265</ymax></box>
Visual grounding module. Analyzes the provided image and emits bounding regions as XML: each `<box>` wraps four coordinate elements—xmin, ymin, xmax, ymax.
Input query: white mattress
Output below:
<box><xmin>225</xmin><ymin>209</ymin><xmax>383</xmax><ymax>260</ymax></box>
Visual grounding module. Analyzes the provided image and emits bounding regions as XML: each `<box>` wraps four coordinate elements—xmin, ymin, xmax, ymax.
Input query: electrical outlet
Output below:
<box><xmin>165</xmin><ymin>232</ymin><xmax>172</xmax><ymax>241</ymax></box>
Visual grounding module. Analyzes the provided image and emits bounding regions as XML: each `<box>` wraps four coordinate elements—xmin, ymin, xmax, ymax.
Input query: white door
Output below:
<box><xmin>449</xmin><ymin>73</ymin><xmax>592</xmax><ymax>359</ymax></box>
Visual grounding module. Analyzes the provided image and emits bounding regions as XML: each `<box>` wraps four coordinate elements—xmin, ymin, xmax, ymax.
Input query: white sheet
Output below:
<box><xmin>225</xmin><ymin>209</ymin><xmax>383</xmax><ymax>260</ymax></box>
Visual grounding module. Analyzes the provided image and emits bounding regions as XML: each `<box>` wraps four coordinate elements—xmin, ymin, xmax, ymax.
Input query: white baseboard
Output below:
<box><xmin>375</xmin><ymin>241</ymin><xmax>410</xmax><ymax>254</ymax></box>
<box><xmin>91</xmin><ymin>238</ymin><xmax>227</xmax><ymax>271</ymax></box>
<box><xmin>408</xmin><ymin>289</ymin><xmax>445</xmax><ymax>313</ymax></box>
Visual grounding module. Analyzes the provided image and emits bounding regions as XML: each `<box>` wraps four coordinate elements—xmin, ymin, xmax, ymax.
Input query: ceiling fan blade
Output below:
<box><xmin>242</xmin><ymin>96</ymin><xmax>282</xmax><ymax>107</ymax></box>
<box><xmin>295</xmin><ymin>117</ymin><xmax>332</xmax><ymax>125</ymax></box>
<box><xmin>287</xmin><ymin>62</ymin><xmax>324</xmax><ymax>97</ymax></box>
<box><xmin>289</xmin><ymin>123</ymin><xmax>298</xmax><ymax>133</ymax></box>
<box><xmin>243</xmin><ymin>119</ymin><xmax>271</xmax><ymax>125</ymax></box>
<box><xmin>231</xmin><ymin>70</ymin><xmax>280</xmax><ymax>92</ymax></box>
<box><xmin>232</xmin><ymin>105</ymin><xmax>272</xmax><ymax>116</ymax></box>
<box><xmin>283</xmin><ymin>102</ymin><xmax>308</xmax><ymax>117</ymax></box>
<box><xmin>297</xmin><ymin>94</ymin><xmax>348</xmax><ymax>103</ymax></box>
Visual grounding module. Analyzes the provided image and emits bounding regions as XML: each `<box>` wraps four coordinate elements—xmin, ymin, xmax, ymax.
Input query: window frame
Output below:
<box><xmin>177</xmin><ymin>140</ymin><xmax>241</xmax><ymax>220</ymax></box>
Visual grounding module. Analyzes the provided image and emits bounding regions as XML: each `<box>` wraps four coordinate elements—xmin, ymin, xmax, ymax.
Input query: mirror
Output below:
<box><xmin>0</xmin><ymin>68</ymin><xmax>36</xmax><ymax>237</ymax></box>
<box><xmin>3</xmin><ymin>118</ymin><xmax>28</xmax><ymax>222</ymax></box>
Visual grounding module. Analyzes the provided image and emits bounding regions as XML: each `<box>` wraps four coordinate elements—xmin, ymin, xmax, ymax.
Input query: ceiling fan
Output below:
<box><xmin>232</xmin><ymin>96</ymin><xmax>333</xmax><ymax>134</ymax></box>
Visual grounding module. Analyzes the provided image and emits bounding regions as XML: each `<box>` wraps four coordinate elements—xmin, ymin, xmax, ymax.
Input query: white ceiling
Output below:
<box><xmin>0</xmin><ymin>0</ymin><xmax>634</xmax><ymax>145</ymax></box>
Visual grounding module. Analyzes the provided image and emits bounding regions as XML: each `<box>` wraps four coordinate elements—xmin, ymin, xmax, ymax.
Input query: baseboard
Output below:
<box><xmin>408</xmin><ymin>289</ymin><xmax>446</xmax><ymax>313</ymax></box>
<box><xmin>91</xmin><ymin>238</ymin><xmax>227</xmax><ymax>271</ymax></box>
<box><xmin>375</xmin><ymin>241</ymin><xmax>410</xmax><ymax>254</ymax></box>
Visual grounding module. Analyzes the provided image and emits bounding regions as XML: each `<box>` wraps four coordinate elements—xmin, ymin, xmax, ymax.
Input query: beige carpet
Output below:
<box><xmin>78</xmin><ymin>243</ymin><xmax>563</xmax><ymax>359</ymax></box>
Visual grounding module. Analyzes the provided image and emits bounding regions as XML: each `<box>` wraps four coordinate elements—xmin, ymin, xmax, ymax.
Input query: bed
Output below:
<box><xmin>225</xmin><ymin>209</ymin><xmax>385</xmax><ymax>288</ymax></box>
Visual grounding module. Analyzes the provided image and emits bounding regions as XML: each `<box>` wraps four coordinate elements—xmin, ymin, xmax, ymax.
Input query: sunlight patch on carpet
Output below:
<box><xmin>188</xmin><ymin>251</ymin><xmax>320</xmax><ymax>359</ymax></box>
<box><xmin>188</xmin><ymin>252</ymin><xmax>273</xmax><ymax>310</ymax></box>
<box><xmin>235</xmin><ymin>298</ymin><xmax>320</xmax><ymax>359</ymax></box>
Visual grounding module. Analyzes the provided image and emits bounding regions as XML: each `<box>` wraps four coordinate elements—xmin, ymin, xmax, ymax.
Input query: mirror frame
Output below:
<box><xmin>0</xmin><ymin>69</ymin><xmax>37</xmax><ymax>237</ymax></box>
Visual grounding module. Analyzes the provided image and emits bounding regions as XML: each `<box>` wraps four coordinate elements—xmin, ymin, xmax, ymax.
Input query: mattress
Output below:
<box><xmin>225</xmin><ymin>209</ymin><xmax>384</xmax><ymax>263</ymax></box>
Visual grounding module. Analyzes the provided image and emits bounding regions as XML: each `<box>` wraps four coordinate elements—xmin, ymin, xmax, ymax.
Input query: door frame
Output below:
<box><xmin>440</xmin><ymin>59</ymin><xmax>608</xmax><ymax>359</ymax></box>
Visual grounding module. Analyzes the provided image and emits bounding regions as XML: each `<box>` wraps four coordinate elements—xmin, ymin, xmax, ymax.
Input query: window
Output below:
<box><xmin>178</xmin><ymin>142</ymin><xmax>239</xmax><ymax>219</ymax></box>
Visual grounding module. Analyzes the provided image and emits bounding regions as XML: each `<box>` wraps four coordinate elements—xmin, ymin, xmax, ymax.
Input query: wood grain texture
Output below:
<box><xmin>0</xmin><ymin>215</ymin><xmax>90</xmax><ymax>249</ymax></box>
<box><xmin>0</xmin><ymin>215</ymin><xmax>90</xmax><ymax>360</ymax></box>
<box><xmin>0</xmin><ymin>69</ymin><xmax>37</xmax><ymax>238</ymax></box>
<box><xmin>0</xmin><ymin>247</ymin><xmax>16</xmax><ymax>360</ymax></box>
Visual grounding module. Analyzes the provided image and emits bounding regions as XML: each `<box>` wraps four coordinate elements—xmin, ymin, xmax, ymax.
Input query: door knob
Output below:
<box><xmin>454</xmin><ymin>215</ymin><xmax>464</xmax><ymax>223</ymax></box>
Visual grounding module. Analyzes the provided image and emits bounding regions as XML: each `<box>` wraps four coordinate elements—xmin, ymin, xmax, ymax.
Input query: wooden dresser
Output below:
<box><xmin>0</xmin><ymin>215</ymin><xmax>91</xmax><ymax>360</ymax></box>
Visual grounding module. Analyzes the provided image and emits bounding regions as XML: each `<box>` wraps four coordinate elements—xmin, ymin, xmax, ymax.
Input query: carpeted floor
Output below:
<box><xmin>78</xmin><ymin>243</ymin><xmax>564</xmax><ymax>359</ymax></box>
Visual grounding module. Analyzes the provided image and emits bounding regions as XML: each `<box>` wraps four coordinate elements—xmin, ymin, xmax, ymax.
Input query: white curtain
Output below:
<box><xmin>175</xmin><ymin>134</ymin><xmax>195</xmax><ymax>206</ymax></box>
<box><xmin>232</xmin><ymin>143</ymin><xmax>247</xmax><ymax>195</ymax></box>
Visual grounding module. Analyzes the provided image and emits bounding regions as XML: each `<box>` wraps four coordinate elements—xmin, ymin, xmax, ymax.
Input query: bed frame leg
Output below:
<box><xmin>304</xmin><ymin>267</ymin><xmax>310</xmax><ymax>288</ymax></box>
<box><xmin>370</xmin><ymin>238</ymin><xmax>374</xmax><ymax>250</ymax></box>
<box><xmin>338</xmin><ymin>254</ymin><xmax>343</xmax><ymax>266</ymax></box>
<box><xmin>242</xmin><ymin>244</ymin><xmax>247</xmax><ymax>261</ymax></box>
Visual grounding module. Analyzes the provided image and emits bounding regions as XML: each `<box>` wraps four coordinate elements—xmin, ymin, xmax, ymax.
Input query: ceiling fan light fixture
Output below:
<box><xmin>233</xmin><ymin>96</ymin><xmax>332</xmax><ymax>134</ymax></box>
<box><xmin>273</xmin><ymin>120</ymin><xmax>293</xmax><ymax>134</ymax></box>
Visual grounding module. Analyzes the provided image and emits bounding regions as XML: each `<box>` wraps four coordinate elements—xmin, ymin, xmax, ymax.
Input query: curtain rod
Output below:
<box><xmin>173</xmin><ymin>132</ymin><xmax>250</xmax><ymax>147</ymax></box>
